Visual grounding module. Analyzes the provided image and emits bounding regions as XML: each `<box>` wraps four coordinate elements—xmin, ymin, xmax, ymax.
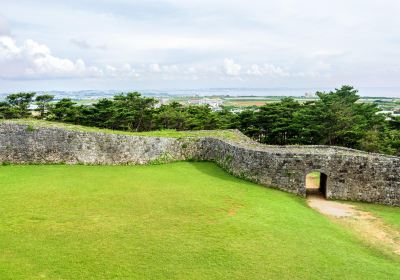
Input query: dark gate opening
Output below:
<box><xmin>305</xmin><ymin>172</ymin><xmax>327</xmax><ymax>197</ymax></box>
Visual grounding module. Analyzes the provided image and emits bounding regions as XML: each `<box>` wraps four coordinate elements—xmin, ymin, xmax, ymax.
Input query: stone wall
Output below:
<box><xmin>198</xmin><ymin>138</ymin><xmax>400</xmax><ymax>206</ymax></box>
<box><xmin>0</xmin><ymin>123</ymin><xmax>201</xmax><ymax>165</ymax></box>
<box><xmin>1</xmin><ymin>122</ymin><xmax>399</xmax><ymax>206</ymax></box>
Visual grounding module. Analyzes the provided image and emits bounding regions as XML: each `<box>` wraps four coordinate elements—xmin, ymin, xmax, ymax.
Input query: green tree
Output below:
<box><xmin>155</xmin><ymin>102</ymin><xmax>188</xmax><ymax>130</ymax></box>
<box><xmin>292</xmin><ymin>101</ymin><xmax>325</xmax><ymax>144</ymax></box>
<box><xmin>215</xmin><ymin>107</ymin><xmax>239</xmax><ymax>129</ymax></box>
<box><xmin>0</xmin><ymin>102</ymin><xmax>12</xmax><ymax>119</ymax></box>
<box><xmin>237</xmin><ymin>110</ymin><xmax>259</xmax><ymax>139</ymax></box>
<box><xmin>5</xmin><ymin>92</ymin><xmax>36</xmax><ymax>118</ymax></box>
<box><xmin>111</xmin><ymin>92</ymin><xmax>157</xmax><ymax>131</ymax></box>
<box><xmin>249</xmin><ymin>98</ymin><xmax>302</xmax><ymax>145</ymax></box>
<box><xmin>35</xmin><ymin>94</ymin><xmax>54</xmax><ymax>119</ymax></box>
<box><xmin>314</xmin><ymin>86</ymin><xmax>385</xmax><ymax>148</ymax></box>
<box><xmin>185</xmin><ymin>105</ymin><xmax>219</xmax><ymax>130</ymax></box>
<box><xmin>48</xmin><ymin>98</ymin><xmax>79</xmax><ymax>123</ymax></box>
<box><xmin>88</xmin><ymin>98</ymin><xmax>116</xmax><ymax>128</ymax></box>
<box><xmin>388</xmin><ymin>116</ymin><xmax>400</xmax><ymax>130</ymax></box>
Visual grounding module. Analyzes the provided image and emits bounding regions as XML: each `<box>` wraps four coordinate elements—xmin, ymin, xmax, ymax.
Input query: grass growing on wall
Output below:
<box><xmin>1</xmin><ymin>119</ymin><xmax>243</xmax><ymax>140</ymax></box>
<box><xmin>0</xmin><ymin>162</ymin><xmax>399</xmax><ymax>279</ymax></box>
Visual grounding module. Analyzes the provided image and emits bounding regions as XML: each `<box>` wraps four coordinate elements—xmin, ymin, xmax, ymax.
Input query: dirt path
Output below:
<box><xmin>307</xmin><ymin>194</ymin><xmax>400</xmax><ymax>256</ymax></box>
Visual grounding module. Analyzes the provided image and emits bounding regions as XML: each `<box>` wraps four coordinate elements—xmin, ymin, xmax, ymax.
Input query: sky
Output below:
<box><xmin>0</xmin><ymin>0</ymin><xmax>400</xmax><ymax>95</ymax></box>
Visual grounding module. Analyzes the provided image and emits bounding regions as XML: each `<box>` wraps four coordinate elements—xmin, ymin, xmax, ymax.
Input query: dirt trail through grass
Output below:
<box><xmin>307</xmin><ymin>195</ymin><xmax>400</xmax><ymax>256</ymax></box>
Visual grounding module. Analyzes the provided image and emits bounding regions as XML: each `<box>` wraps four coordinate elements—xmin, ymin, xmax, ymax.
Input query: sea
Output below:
<box><xmin>0</xmin><ymin>87</ymin><xmax>399</xmax><ymax>101</ymax></box>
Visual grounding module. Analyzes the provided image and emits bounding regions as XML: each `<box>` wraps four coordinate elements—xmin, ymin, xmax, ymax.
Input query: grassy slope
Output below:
<box><xmin>0</xmin><ymin>119</ymin><xmax>242</xmax><ymax>140</ymax></box>
<box><xmin>0</xmin><ymin>162</ymin><xmax>399</xmax><ymax>279</ymax></box>
<box><xmin>354</xmin><ymin>203</ymin><xmax>400</xmax><ymax>231</ymax></box>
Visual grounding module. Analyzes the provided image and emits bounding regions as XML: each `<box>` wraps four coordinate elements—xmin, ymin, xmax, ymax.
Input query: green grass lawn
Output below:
<box><xmin>0</xmin><ymin>162</ymin><xmax>399</xmax><ymax>279</ymax></box>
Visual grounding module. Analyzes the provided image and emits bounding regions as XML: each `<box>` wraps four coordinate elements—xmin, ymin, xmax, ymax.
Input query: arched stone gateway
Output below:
<box><xmin>197</xmin><ymin>138</ymin><xmax>400</xmax><ymax>206</ymax></box>
<box><xmin>0</xmin><ymin>122</ymin><xmax>399</xmax><ymax>206</ymax></box>
<box><xmin>305</xmin><ymin>171</ymin><xmax>328</xmax><ymax>197</ymax></box>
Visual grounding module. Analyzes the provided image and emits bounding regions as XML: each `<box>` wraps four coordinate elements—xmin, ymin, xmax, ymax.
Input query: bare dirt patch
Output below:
<box><xmin>307</xmin><ymin>194</ymin><xmax>400</xmax><ymax>256</ymax></box>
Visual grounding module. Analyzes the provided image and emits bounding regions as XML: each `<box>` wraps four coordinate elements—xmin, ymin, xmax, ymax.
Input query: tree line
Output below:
<box><xmin>0</xmin><ymin>86</ymin><xmax>399</xmax><ymax>155</ymax></box>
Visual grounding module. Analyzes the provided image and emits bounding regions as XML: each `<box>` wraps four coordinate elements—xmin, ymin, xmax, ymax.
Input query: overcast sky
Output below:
<box><xmin>0</xmin><ymin>0</ymin><xmax>400</xmax><ymax>94</ymax></box>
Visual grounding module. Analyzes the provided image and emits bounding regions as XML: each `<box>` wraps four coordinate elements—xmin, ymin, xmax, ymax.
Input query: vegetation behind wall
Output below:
<box><xmin>0</xmin><ymin>86</ymin><xmax>399</xmax><ymax>155</ymax></box>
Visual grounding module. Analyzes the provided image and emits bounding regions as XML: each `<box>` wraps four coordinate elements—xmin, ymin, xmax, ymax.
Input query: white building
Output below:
<box><xmin>304</xmin><ymin>92</ymin><xmax>316</xmax><ymax>98</ymax></box>
<box><xmin>377</xmin><ymin>110</ymin><xmax>400</xmax><ymax>121</ymax></box>
<box><xmin>187</xmin><ymin>98</ymin><xmax>223</xmax><ymax>110</ymax></box>
<box><xmin>154</xmin><ymin>98</ymin><xmax>170</xmax><ymax>108</ymax></box>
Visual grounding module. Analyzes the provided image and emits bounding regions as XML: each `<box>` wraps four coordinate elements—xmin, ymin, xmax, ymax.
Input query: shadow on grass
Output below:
<box><xmin>185</xmin><ymin>161</ymin><xmax>311</xmax><ymax>209</ymax></box>
<box><xmin>186</xmin><ymin>162</ymin><xmax>304</xmax><ymax>196</ymax></box>
<box><xmin>186</xmin><ymin>161</ymin><xmax>251</xmax><ymax>184</ymax></box>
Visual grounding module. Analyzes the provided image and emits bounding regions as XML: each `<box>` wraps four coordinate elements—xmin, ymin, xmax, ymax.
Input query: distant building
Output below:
<box><xmin>304</xmin><ymin>92</ymin><xmax>316</xmax><ymax>98</ymax></box>
<box><xmin>377</xmin><ymin>110</ymin><xmax>400</xmax><ymax>121</ymax></box>
<box><xmin>187</xmin><ymin>98</ymin><xmax>223</xmax><ymax>110</ymax></box>
<box><xmin>377</xmin><ymin>110</ymin><xmax>398</xmax><ymax>116</ymax></box>
<box><xmin>28</xmin><ymin>104</ymin><xmax>38</xmax><ymax>110</ymax></box>
<box><xmin>154</xmin><ymin>98</ymin><xmax>169</xmax><ymax>108</ymax></box>
<box><xmin>230</xmin><ymin>108</ymin><xmax>244</xmax><ymax>114</ymax></box>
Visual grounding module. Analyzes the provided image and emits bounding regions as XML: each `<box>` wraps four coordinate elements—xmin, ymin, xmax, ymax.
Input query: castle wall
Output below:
<box><xmin>198</xmin><ymin>138</ymin><xmax>400</xmax><ymax>206</ymax></box>
<box><xmin>0</xmin><ymin>123</ymin><xmax>201</xmax><ymax>165</ymax></box>
<box><xmin>1</xmin><ymin>123</ymin><xmax>399</xmax><ymax>206</ymax></box>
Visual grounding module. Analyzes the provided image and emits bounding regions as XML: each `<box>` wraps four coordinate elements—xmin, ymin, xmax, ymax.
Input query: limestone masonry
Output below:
<box><xmin>1</xmin><ymin>122</ymin><xmax>399</xmax><ymax>206</ymax></box>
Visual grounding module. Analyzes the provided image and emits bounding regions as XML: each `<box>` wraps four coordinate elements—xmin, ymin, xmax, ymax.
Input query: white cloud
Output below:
<box><xmin>0</xmin><ymin>34</ymin><xmax>330</xmax><ymax>83</ymax></box>
<box><xmin>309</xmin><ymin>49</ymin><xmax>345</xmax><ymax>58</ymax></box>
<box><xmin>105</xmin><ymin>63</ymin><xmax>139</xmax><ymax>77</ymax></box>
<box><xmin>0</xmin><ymin>36</ymin><xmax>19</xmax><ymax>60</ymax></box>
<box><xmin>149</xmin><ymin>63</ymin><xmax>162</xmax><ymax>73</ymax></box>
<box><xmin>246</xmin><ymin>63</ymin><xmax>289</xmax><ymax>77</ymax></box>
<box><xmin>187</xmin><ymin>67</ymin><xmax>196</xmax><ymax>74</ymax></box>
<box><xmin>223</xmin><ymin>58</ymin><xmax>241</xmax><ymax>76</ymax></box>
<box><xmin>162</xmin><ymin>64</ymin><xmax>179</xmax><ymax>73</ymax></box>
<box><xmin>0</xmin><ymin>36</ymin><xmax>102</xmax><ymax>79</ymax></box>
<box><xmin>1</xmin><ymin>0</ymin><xmax>400</xmax><ymax>91</ymax></box>
<box><xmin>246</xmin><ymin>64</ymin><xmax>263</xmax><ymax>76</ymax></box>
<box><xmin>148</xmin><ymin>63</ymin><xmax>180</xmax><ymax>74</ymax></box>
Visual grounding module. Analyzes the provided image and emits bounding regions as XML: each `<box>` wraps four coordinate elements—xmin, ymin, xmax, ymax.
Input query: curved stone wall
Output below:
<box><xmin>198</xmin><ymin>138</ymin><xmax>400</xmax><ymax>206</ymax></box>
<box><xmin>1</xmin><ymin>122</ymin><xmax>399</xmax><ymax>206</ymax></box>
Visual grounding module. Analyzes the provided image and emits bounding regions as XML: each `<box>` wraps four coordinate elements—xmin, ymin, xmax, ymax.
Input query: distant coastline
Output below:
<box><xmin>1</xmin><ymin>87</ymin><xmax>400</xmax><ymax>100</ymax></box>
